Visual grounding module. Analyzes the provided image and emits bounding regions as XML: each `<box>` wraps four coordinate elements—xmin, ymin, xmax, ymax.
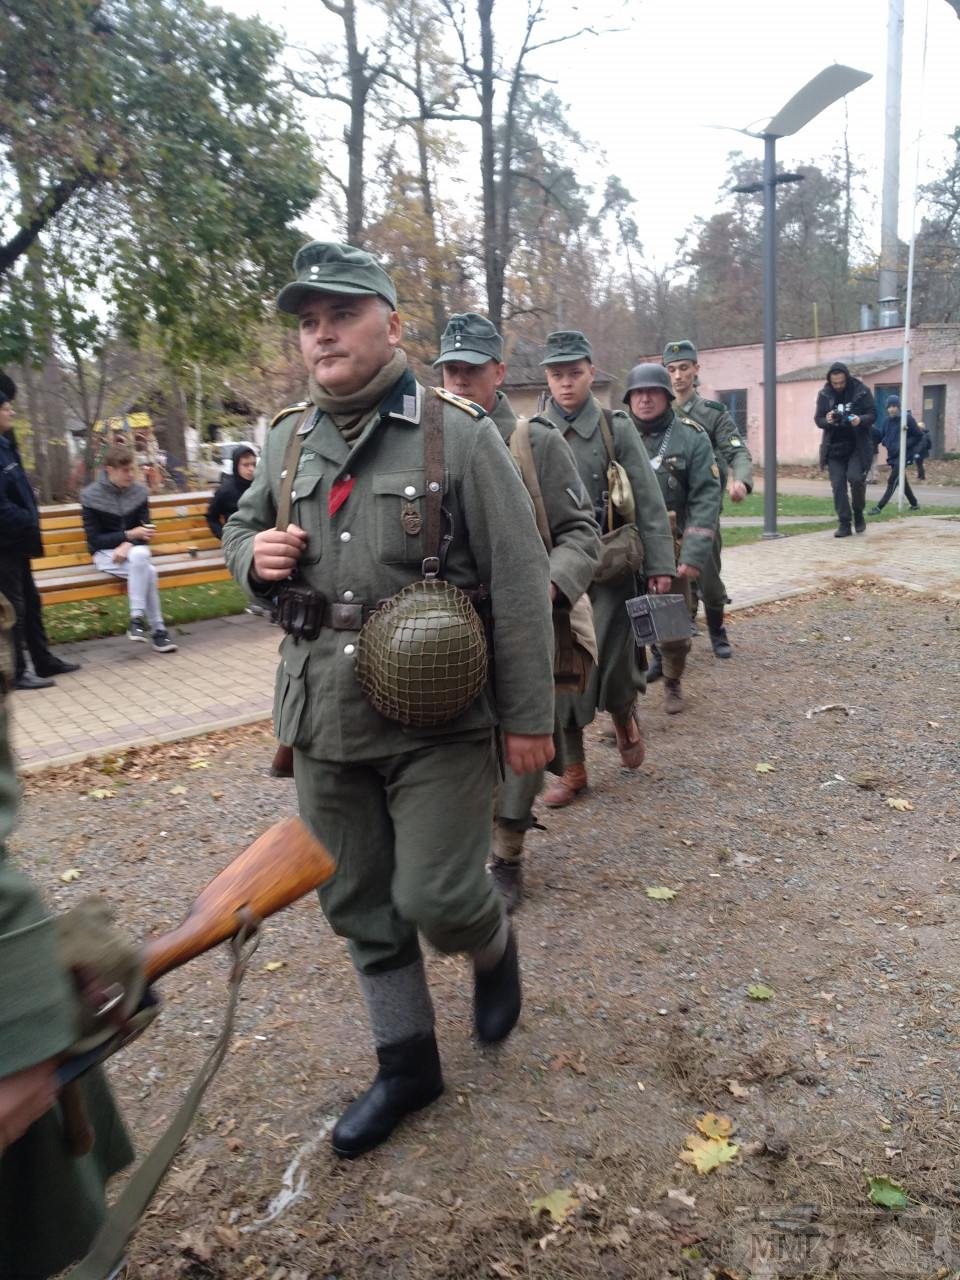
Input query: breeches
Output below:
<box><xmin>294</xmin><ymin>736</ymin><xmax>504</xmax><ymax>975</ymax></box>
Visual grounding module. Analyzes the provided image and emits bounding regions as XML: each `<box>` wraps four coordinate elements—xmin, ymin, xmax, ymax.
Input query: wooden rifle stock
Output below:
<box><xmin>142</xmin><ymin>817</ymin><xmax>335</xmax><ymax>983</ymax></box>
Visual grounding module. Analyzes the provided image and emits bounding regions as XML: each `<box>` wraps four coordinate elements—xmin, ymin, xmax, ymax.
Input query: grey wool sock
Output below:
<box><xmin>356</xmin><ymin>956</ymin><xmax>435</xmax><ymax>1047</ymax></box>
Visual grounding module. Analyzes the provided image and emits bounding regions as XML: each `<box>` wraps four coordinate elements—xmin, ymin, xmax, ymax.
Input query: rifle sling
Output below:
<box><xmin>275</xmin><ymin>408</ymin><xmax>315</xmax><ymax>531</ymax></box>
<box><xmin>421</xmin><ymin>391</ymin><xmax>444</xmax><ymax>576</ymax></box>
<box><xmin>509</xmin><ymin>419</ymin><xmax>553</xmax><ymax>550</ymax></box>
<box><xmin>65</xmin><ymin>923</ymin><xmax>262</xmax><ymax>1280</ymax></box>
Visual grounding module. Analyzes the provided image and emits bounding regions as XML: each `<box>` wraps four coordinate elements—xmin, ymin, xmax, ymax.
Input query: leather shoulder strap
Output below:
<box><xmin>597</xmin><ymin>407</ymin><xmax>617</xmax><ymax>463</ymax></box>
<box><xmin>509</xmin><ymin>418</ymin><xmax>553</xmax><ymax>550</ymax></box>
<box><xmin>422</xmin><ymin>390</ymin><xmax>445</xmax><ymax>576</ymax></box>
<box><xmin>275</xmin><ymin>408</ymin><xmax>314</xmax><ymax>530</ymax></box>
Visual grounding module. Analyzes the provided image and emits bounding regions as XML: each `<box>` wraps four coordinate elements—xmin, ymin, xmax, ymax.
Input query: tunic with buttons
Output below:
<box><xmin>537</xmin><ymin>393</ymin><xmax>675</xmax><ymax>728</ymax></box>
<box><xmin>635</xmin><ymin>410</ymin><xmax>722</xmax><ymax>572</ymax></box>
<box><xmin>675</xmin><ymin>391</ymin><xmax>753</xmax><ymax>494</ymax></box>
<box><xmin>223</xmin><ymin>370</ymin><xmax>555</xmax><ymax>762</ymax></box>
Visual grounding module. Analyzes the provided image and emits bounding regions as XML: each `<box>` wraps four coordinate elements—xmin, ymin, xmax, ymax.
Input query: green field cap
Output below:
<box><xmin>541</xmin><ymin>330</ymin><xmax>593</xmax><ymax>365</ymax></box>
<box><xmin>433</xmin><ymin>313</ymin><xmax>503</xmax><ymax>366</ymax></box>
<box><xmin>277</xmin><ymin>241</ymin><xmax>397</xmax><ymax>314</ymax></box>
<box><xmin>663</xmin><ymin>339</ymin><xmax>698</xmax><ymax>365</ymax></box>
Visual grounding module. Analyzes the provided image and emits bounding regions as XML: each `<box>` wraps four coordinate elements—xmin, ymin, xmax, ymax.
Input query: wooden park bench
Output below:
<box><xmin>34</xmin><ymin>491</ymin><xmax>232</xmax><ymax>606</ymax></box>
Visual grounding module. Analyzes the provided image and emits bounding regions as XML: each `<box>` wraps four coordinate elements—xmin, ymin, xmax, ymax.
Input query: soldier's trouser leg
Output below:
<box><xmin>698</xmin><ymin>532</ymin><xmax>726</xmax><ymax>613</ymax></box>
<box><xmin>497</xmin><ymin>764</ymin><xmax>544</xmax><ymax>834</ymax></box>
<box><xmin>660</xmin><ymin>576</ymin><xmax>692</xmax><ymax>679</ymax></box>
<box><xmin>561</xmin><ymin>724</ymin><xmax>585</xmax><ymax>766</ymax></box>
<box><xmin>295</xmin><ymin>738</ymin><xmax>504</xmax><ymax>977</ymax></box>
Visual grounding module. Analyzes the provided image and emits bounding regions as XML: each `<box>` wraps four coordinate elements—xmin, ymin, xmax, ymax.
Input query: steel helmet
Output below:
<box><xmin>622</xmin><ymin>363</ymin><xmax>675</xmax><ymax>403</ymax></box>
<box><xmin>356</xmin><ymin>579</ymin><xmax>488</xmax><ymax>727</ymax></box>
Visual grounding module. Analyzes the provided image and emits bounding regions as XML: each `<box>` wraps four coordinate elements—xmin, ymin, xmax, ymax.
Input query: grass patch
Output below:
<box><xmin>43</xmin><ymin>580</ymin><xmax>250</xmax><ymax>645</ymax></box>
<box><xmin>734</xmin><ymin>492</ymin><xmax>960</xmax><ymax>519</ymax></box>
<box><xmin>723</xmin><ymin>521</ymin><xmax>838</xmax><ymax>547</ymax></box>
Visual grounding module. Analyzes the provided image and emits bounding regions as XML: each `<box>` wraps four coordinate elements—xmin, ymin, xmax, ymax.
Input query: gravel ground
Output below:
<box><xmin>15</xmin><ymin>584</ymin><xmax>960</xmax><ymax>1280</ymax></box>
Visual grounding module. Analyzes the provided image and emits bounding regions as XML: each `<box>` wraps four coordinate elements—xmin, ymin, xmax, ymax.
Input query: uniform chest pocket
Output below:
<box><xmin>373</xmin><ymin>470</ymin><xmax>428</xmax><ymax>565</ymax></box>
<box><xmin>665</xmin><ymin>459</ymin><xmax>687</xmax><ymax>493</ymax></box>
<box><xmin>289</xmin><ymin>471</ymin><xmax>324</xmax><ymax>564</ymax></box>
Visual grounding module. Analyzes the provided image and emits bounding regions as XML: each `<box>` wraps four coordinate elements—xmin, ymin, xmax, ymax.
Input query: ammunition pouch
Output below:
<box><xmin>553</xmin><ymin>593</ymin><xmax>598</xmax><ymax>694</ymax></box>
<box><xmin>626</xmin><ymin>592</ymin><xmax>692</xmax><ymax>647</ymax></box>
<box><xmin>276</xmin><ymin>584</ymin><xmax>326</xmax><ymax>641</ymax></box>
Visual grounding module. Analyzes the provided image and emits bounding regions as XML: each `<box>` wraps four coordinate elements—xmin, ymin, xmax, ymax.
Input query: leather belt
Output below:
<box><xmin>309</xmin><ymin>584</ymin><xmax>490</xmax><ymax>634</ymax></box>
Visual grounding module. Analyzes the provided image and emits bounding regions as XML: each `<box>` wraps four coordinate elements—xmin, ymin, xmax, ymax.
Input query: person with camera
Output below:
<box><xmin>814</xmin><ymin>362</ymin><xmax>876</xmax><ymax>537</ymax></box>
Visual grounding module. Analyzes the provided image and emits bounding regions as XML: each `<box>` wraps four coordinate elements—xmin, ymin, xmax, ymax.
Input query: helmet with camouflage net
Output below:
<box><xmin>622</xmin><ymin>362</ymin><xmax>675</xmax><ymax>402</ymax></box>
<box><xmin>355</xmin><ymin>579</ymin><xmax>488</xmax><ymax>727</ymax></box>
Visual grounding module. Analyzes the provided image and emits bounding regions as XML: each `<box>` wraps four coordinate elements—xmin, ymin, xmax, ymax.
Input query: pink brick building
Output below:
<box><xmin>647</xmin><ymin>325</ymin><xmax>960</xmax><ymax>465</ymax></box>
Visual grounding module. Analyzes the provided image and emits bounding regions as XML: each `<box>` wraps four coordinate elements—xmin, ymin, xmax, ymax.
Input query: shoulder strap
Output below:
<box><xmin>422</xmin><ymin>390</ymin><xmax>445</xmax><ymax>577</ymax></box>
<box><xmin>509</xmin><ymin>419</ymin><xmax>553</xmax><ymax>551</ymax></box>
<box><xmin>597</xmin><ymin>407</ymin><xmax>617</xmax><ymax>464</ymax></box>
<box><xmin>275</xmin><ymin>408</ymin><xmax>314</xmax><ymax>530</ymax></box>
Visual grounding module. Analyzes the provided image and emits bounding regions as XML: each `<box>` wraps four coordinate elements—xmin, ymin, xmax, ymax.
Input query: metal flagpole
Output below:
<box><xmin>897</xmin><ymin>0</ymin><xmax>930</xmax><ymax>512</ymax></box>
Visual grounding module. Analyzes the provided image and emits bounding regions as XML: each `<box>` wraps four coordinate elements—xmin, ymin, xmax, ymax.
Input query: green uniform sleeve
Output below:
<box><xmin>612</xmin><ymin>415</ymin><xmax>676</xmax><ymax>578</ymax></box>
<box><xmin>533</xmin><ymin>426</ymin><xmax>601</xmax><ymax>606</ymax></box>
<box><xmin>0</xmin><ymin>714</ymin><xmax>76</xmax><ymax>1078</ymax></box>
<box><xmin>709</xmin><ymin>404</ymin><xmax>754</xmax><ymax>490</ymax></box>
<box><xmin>222</xmin><ymin>423</ymin><xmax>284</xmax><ymax>600</ymax></box>
<box><xmin>678</xmin><ymin>432</ymin><xmax>723</xmax><ymax>572</ymax></box>
<box><xmin>458</xmin><ymin>416</ymin><xmax>555</xmax><ymax>736</ymax></box>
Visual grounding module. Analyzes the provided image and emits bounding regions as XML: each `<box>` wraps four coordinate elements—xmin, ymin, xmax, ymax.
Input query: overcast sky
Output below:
<box><xmin>226</xmin><ymin>0</ymin><xmax>960</xmax><ymax>266</ymax></box>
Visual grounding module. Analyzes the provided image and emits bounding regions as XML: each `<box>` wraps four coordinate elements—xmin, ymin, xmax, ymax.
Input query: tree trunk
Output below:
<box><xmin>344</xmin><ymin>0</ymin><xmax>367</xmax><ymax>245</ymax></box>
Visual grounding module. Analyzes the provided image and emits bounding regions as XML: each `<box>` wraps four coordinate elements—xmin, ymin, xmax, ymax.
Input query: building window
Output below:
<box><xmin>718</xmin><ymin>389</ymin><xmax>747</xmax><ymax>434</ymax></box>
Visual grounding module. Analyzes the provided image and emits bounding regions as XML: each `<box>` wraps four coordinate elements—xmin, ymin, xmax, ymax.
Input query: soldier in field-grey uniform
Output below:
<box><xmin>223</xmin><ymin>244</ymin><xmax>556</xmax><ymax>1159</ymax></box>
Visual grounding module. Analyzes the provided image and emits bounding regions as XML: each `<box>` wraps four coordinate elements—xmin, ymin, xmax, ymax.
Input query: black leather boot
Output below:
<box><xmin>645</xmin><ymin>645</ymin><xmax>663</xmax><ymax>682</ymax></box>
<box><xmin>474</xmin><ymin>929</ymin><xmax>522</xmax><ymax>1044</ymax></box>
<box><xmin>331</xmin><ymin>1031</ymin><xmax>444</xmax><ymax>1158</ymax></box>
<box><xmin>705</xmin><ymin>607</ymin><xmax>732</xmax><ymax>659</ymax></box>
<box><xmin>853</xmin><ymin>510</ymin><xmax>866</xmax><ymax>534</ymax></box>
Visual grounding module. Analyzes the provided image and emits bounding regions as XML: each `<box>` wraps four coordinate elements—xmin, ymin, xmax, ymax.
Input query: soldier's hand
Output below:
<box><xmin>0</xmin><ymin>1060</ymin><xmax>58</xmax><ymax>1152</ymax></box>
<box><xmin>647</xmin><ymin>576</ymin><xmax>673</xmax><ymax>595</ymax></box>
<box><xmin>728</xmin><ymin>480</ymin><xmax>748</xmax><ymax>503</ymax></box>
<box><xmin>252</xmin><ymin>524</ymin><xmax>308</xmax><ymax>580</ymax></box>
<box><xmin>677</xmin><ymin>563</ymin><xmax>700</xmax><ymax>581</ymax></box>
<box><xmin>504</xmin><ymin>732</ymin><xmax>555</xmax><ymax>775</ymax></box>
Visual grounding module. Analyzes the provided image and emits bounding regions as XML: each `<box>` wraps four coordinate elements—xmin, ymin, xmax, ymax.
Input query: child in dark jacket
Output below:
<box><xmin>205</xmin><ymin>447</ymin><xmax>257</xmax><ymax>539</ymax></box>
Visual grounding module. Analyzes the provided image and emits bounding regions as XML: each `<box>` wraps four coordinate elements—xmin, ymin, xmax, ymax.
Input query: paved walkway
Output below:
<box><xmin>9</xmin><ymin>516</ymin><xmax>960</xmax><ymax>772</ymax></box>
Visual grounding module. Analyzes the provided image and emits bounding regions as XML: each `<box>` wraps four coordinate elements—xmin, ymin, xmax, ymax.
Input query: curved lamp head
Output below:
<box><xmin>753</xmin><ymin>65</ymin><xmax>872</xmax><ymax>139</ymax></box>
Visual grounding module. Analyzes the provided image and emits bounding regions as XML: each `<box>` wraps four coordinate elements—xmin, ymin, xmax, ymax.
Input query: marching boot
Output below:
<box><xmin>474</xmin><ymin>927</ymin><xmax>522</xmax><ymax>1044</ymax></box>
<box><xmin>645</xmin><ymin>645</ymin><xmax>663</xmax><ymax>682</ymax></box>
<box><xmin>269</xmin><ymin>743</ymin><xmax>294</xmax><ymax>778</ymax></box>
<box><xmin>542</xmin><ymin>763</ymin><xmax>587</xmax><ymax>808</ymax></box>
<box><xmin>612</xmin><ymin>709</ymin><xmax>645</xmax><ymax>769</ymax></box>
<box><xmin>663</xmin><ymin>677</ymin><xmax>684</xmax><ymax>715</ymax></box>
<box><xmin>705</xmin><ymin>607</ymin><xmax>732</xmax><ymax>659</ymax></box>
<box><xmin>490</xmin><ymin>826</ymin><xmax>524</xmax><ymax>913</ymax></box>
<box><xmin>331</xmin><ymin>1031</ymin><xmax>444</xmax><ymax>1158</ymax></box>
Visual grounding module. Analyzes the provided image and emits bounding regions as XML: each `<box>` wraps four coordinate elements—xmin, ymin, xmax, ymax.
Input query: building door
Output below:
<box><xmin>717</xmin><ymin>389</ymin><xmax>747</xmax><ymax>434</ymax></box>
<box><xmin>921</xmin><ymin>385</ymin><xmax>946</xmax><ymax>458</ymax></box>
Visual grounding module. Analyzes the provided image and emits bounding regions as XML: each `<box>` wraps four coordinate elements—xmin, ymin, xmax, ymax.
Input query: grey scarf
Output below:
<box><xmin>309</xmin><ymin>349</ymin><xmax>408</xmax><ymax>441</ymax></box>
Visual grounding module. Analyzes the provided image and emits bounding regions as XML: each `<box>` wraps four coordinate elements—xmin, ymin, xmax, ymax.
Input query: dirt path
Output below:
<box><xmin>19</xmin><ymin>586</ymin><xmax>959</xmax><ymax>1280</ymax></box>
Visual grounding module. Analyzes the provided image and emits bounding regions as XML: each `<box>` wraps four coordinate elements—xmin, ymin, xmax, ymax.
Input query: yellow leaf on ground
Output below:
<box><xmin>60</xmin><ymin>868</ymin><xmax>82</xmax><ymax>883</ymax></box>
<box><xmin>645</xmin><ymin>886</ymin><xmax>677</xmax><ymax>901</ymax></box>
<box><xmin>885</xmin><ymin>797</ymin><xmax>914</xmax><ymax>811</ymax></box>
<box><xmin>189</xmin><ymin>760</ymin><xmax>211</xmax><ymax>769</ymax></box>
<box><xmin>264</xmin><ymin>960</ymin><xmax>286</xmax><ymax>972</ymax></box>
<box><xmin>755</xmin><ymin>762</ymin><xmax>775</xmax><ymax>774</ymax></box>
<box><xmin>747</xmin><ymin>983</ymin><xmax>775</xmax><ymax>1001</ymax></box>
<box><xmin>679</xmin><ymin>1134</ymin><xmax>739</xmax><ymax>1174</ymax></box>
<box><xmin>530</xmin><ymin>1188</ymin><xmax>579</xmax><ymax>1224</ymax></box>
<box><xmin>169</xmin><ymin>785</ymin><xmax>187</xmax><ymax>796</ymax></box>
<box><xmin>696</xmin><ymin>1112</ymin><xmax>736</xmax><ymax>1139</ymax></box>
<box><xmin>87</xmin><ymin>788</ymin><xmax>115</xmax><ymax>799</ymax></box>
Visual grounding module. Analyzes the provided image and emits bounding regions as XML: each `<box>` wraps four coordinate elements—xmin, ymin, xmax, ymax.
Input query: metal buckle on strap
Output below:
<box><xmin>327</xmin><ymin>601</ymin><xmax>364</xmax><ymax>630</ymax></box>
<box><xmin>421</xmin><ymin>556</ymin><xmax>440</xmax><ymax>580</ymax></box>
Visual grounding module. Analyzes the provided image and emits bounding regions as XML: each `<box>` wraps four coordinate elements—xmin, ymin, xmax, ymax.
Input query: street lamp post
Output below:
<box><xmin>730</xmin><ymin>66</ymin><xmax>872</xmax><ymax>538</ymax></box>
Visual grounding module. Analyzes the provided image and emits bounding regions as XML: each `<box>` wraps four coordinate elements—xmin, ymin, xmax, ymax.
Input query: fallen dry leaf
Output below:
<box><xmin>59</xmin><ymin>868</ymin><xmax>82</xmax><ymax>883</ymax></box>
<box><xmin>679</xmin><ymin>1133</ymin><xmax>739</xmax><ymax>1174</ymax></box>
<box><xmin>530</xmin><ymin>1188</ymin><xmax>579</xmax><ymax>1224</ymax></box>
<box><xmin>645</xmin><ymin>886</ymin><xmax>677</xmax><ymax>901</ymax></box>
<box><xmin>548</xmin><ymin>1050</ymin><xmax>587</xmax><ymax>1075</ymax></box>
<box><xmin>754</xmin><ymin>762</ymin><xmax>775</xmax><ymax>774</ymax></box>
<box><xmin>87</xmin><ymin>788</ymin><xmax>115</xmax><ymax>800</ymax></box>
<box><xmin>696</xmin><ymin>1112</ymin><xmax>736</xmax><ymax>1139</ymax></box>
<box><xmin>885</xmin><ymin>797</ymin><xmax>914</xmax><ymax>812</ymax></box>
<box><xmin>189</xmin><ymin>760</ymin><xmax>211</xmax><ymax>770</ymax></box>
<box><xmin>169</xmin><ymin>785</ymin><xmax>187</xmax><ymax>796</ymax></box>
<box><xmin>726</xmin><ymin>1079</ymin><xmax>751</xmax><ymax>1100</ymax></box>
<box><xmin>264</xmin><ymin>961</ymin><xmax>286</xmax><ymax>973</ymax></box>
<box><xmin>747</xmin><ymin>983</ymin><xmax>775</xmax><ymax>1001</ymax></box>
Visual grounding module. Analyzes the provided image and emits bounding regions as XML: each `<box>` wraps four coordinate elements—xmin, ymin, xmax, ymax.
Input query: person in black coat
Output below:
<box><xmin>205</xmin><ymin>446</ymin><xmax>257</xmax><ymax>539</ymax></box>
<box><xmin>814</xmin><ymin>361</ymin><xmax>877</xmax><ymax>537</ymax></box>
<box><xmin>912</xmin><ymin>421</ymin><xmax>932</xmax><ymax>480</ymax></box>
<box><xmin>0</xmin><ymin>375</ymin><xmax>80</xmax><ymax>689</ymax></box>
